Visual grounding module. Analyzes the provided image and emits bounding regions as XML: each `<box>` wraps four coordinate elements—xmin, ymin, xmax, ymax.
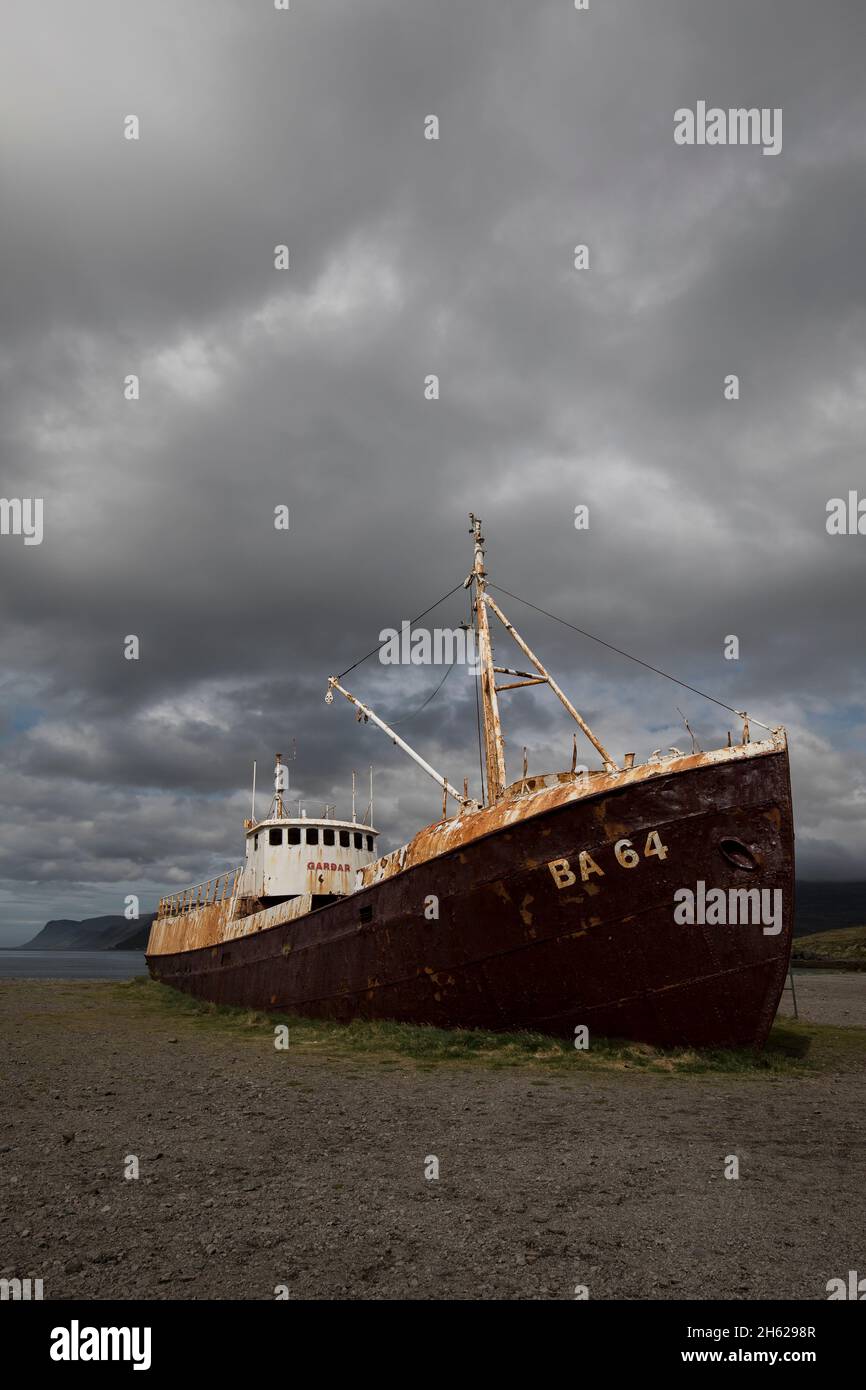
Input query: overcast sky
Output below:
<box><xmin>1</xmin><ymin>0</ymin><xmax>864</xmax><ymax>944</ymax></box>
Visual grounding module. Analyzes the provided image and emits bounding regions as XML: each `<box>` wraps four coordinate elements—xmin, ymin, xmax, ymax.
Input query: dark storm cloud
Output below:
<box><xmin>1</xmin><ymin>0</ymin><xmax>865</xmax><ymax>940</ymax></box>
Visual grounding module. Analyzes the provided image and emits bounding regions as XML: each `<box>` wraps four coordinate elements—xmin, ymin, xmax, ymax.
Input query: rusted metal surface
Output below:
<box><xmin>148</xmin><ymin>736</ymin><xmax>795</xmax><ymax>1047</ymax></box>
<box><xmin>151</xmin><ymin>812</ymin><xmax>379</xmax><ymax>951</ymax></box>
<box><xmin>148</xmin><ymin>891</ymin><xmax>314</xmax><ymax>956</ymax></box>
<box><xmin>157</xmin><ymin>868</ymin><xmax>240</xmax><ymax>920</ymax></box>
<box><xmin>494</xmin><ymin>677</ymin><xmax>548</xmax><ymax>692</ymax></box>
<box><xmin>354</xmin><ymin>730</ymin><xmax>787</xmax><ymax>892</ymax></box>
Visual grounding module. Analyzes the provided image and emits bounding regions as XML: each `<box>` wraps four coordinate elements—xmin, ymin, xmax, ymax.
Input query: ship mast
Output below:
<box><xmin>326</xmin><ymin>517</ymin><xmax>617</xmax><ymax>818</ymax></box>
<box><xmin>467</xmin><ymin>514</ymin><xmax>507</xmax><ymax>802</ymax></box>
<box><xmin>466</xmin><ymin>513</ymin><xmax>619</xmax><ymax>795</ymax></box>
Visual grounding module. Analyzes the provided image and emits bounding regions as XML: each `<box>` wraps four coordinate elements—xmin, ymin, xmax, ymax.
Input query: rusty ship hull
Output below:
<box><xmin>147</xmin><ymin>734</ymin><xmax>794</xmax><ymax>1048</ymax></box>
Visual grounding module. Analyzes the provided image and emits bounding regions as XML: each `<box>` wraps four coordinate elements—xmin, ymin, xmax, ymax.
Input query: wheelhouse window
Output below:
<box><xmin>323</xmin><ymin>828</ymin><xmax>335</xmax><ymax>847</ymax></box>
<box><xmin>269</xmin><ymin>828</ymin><xmax>282</xmax><ymax>846</ymax></box>
<box><xmin>366</xmin><ymin>834</ymin><xmax>373</xmax><ymax>851</ymax></box>
<box><xmin>287</xmin><ymin>827</ymin><xmax>301</xmax><ymax>845</ymax></box>
<box><xmin>306</xmin><ymin>827</ymin><xmax>319</xmax><ymax>845</ymax></box>
<box><xmin>353</xmin><ymin>832</ymin><xmax>362</xmax><ymax>849</ymax></box>
<box><xmin>339</xmin><ymin>830</ymin><xmax>350</xmax><ymax>848</ymax></box>
<box><xmin>253</xmin><ymin>834</ymin><xmax>259</xmax><ymax>850</ymax></box>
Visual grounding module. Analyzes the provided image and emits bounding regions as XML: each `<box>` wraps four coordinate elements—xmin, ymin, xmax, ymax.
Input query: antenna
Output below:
<box><xmin>352</xmin><ymin>770</ymin><xmax>356</xmax><ymax>824</ymax></box>
<box><xmin>251</xmin><ymin>760</ymin><xmax>257</xmax><ymax>821</ymax></box>
<box><xmin>369</xmin><ymin>764</ymin><xmax>373</xmax><ymax>826</ymax></box>
<box><xmin>272</xmin><ymin>752</ymin><xmax>290</xmax><ymax>818</ymax></box>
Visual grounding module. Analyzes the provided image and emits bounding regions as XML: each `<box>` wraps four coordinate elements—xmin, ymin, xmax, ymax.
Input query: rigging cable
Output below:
<box><xmin>390</xmin><ymin>659</ymin><xmax>458</xmax><ymax>726</ymax></box>
<box><xmin>489</xmin><ymin>583</ymin><xmax>773</xmax><ymax>731</ymax></box>
<box><xmin>336</xmin><ymin>581</ymin><xmax>466</xmax><ymax>679</ymax></box>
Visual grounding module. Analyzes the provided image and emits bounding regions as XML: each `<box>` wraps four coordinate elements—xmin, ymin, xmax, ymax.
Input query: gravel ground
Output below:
<box><xmin>779</xmin><ymin>969</ymin><xmax>866</xmax><ymax>1027</ymax></box>
<box><xmin>1</xmin><ymin>974</ymin><xmax>864</xmax><ymax>1301</ymax></box>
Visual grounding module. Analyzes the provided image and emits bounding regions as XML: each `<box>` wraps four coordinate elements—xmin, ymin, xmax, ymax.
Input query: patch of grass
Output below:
<box><xmin>793</xmin><ymin>923</ymin><xmax>866</xmax><ymax>963</ymax></box>
<box><xmin>97</xmin><ymin>976</ymin><xmax>866</xmax><ymax>1079</ymax></box>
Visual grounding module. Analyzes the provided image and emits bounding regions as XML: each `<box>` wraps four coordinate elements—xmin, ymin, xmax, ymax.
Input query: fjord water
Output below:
<box><xmin>0</xmin><ymin>950</ymin><xmax>147</xmax><ymax>979</ymax></box>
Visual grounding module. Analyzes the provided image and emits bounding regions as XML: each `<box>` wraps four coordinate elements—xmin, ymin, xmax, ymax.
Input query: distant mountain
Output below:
<box><xmin>111</xmin><ymin>918</ymin><xmax>153</xmax><ymax>949</ymax></box>
<box><xmin>793</xmin><ymin>882</ymin><xmax>866</xmax><ymax>937</ymax></box>
<box><xmin>22</xmin><ymin>913</ymin><xmax>155</xmax><ymax>951</ymax></box>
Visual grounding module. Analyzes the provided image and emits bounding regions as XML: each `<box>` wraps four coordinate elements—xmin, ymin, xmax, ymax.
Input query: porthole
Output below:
<box><xmin>719</xmin><ymin>838</ymin><xmax>758</xmax><ymax>871</ymax></box>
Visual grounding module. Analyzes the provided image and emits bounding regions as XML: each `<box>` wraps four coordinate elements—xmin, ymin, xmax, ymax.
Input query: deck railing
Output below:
<box><xmin>158</xmin><ymin>867</ymin><xmax>241</xmax><ymax>918</ymax></box>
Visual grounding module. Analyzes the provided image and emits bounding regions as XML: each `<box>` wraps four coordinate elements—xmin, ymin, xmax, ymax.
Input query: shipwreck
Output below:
<box><xmin>147</xmin><ymin>515</ymin><xmax>794</xmax><ymax>1047</ymax></box>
